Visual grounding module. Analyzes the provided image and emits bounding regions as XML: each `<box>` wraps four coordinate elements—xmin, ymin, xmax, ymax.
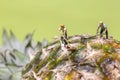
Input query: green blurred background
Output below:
<box><xmin>0</xmin><ymin>0</ymin><xmax>120</xmax><ymax>44</ymax></box>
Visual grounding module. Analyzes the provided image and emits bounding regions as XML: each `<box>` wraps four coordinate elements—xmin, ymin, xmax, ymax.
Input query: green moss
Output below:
<box><xmin>102</xmin><ymin>44</ymin><xmax>111</xmax><ymax>52</ymax></box>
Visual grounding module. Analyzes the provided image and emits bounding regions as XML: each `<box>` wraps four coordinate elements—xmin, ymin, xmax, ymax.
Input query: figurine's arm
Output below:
<box><xmin>104</xmin><ymin>24</ymin><xmax>107</xmax><ymax>32</ymax></box>
<box><xmin>64</xmin><ymin>27</ymin><xmax>67</xmax><ymax>39</ymax></box>
<box><xmin>96</xmin><ymin>24</ymin><xmax>100</xmax><ymax>35</ymax></box>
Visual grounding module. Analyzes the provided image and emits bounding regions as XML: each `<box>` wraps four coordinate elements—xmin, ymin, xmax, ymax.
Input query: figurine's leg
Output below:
<box><xmin>105</xmin><ymin>30</ymin><xmax>108</xmax><ymax>39</ymax></box>
<box><xmin>60</xmin><ymin>36</ymin><xmax>68</xmax><ymax>46</ymax></box>
<box><xmin>64</xmin><ymin>31</ymin><xmax>67</xmax><ymax>39</ymax></box>
<box><xmin>100</xmin><ymin>29</ymin><xmax>104</xmax><ymax>37</ymax></box>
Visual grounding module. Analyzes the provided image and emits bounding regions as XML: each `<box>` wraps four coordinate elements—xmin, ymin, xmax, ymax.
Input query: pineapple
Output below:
<box><xmin>21</xmin><ymin>25</ymin><xmax>120</xmax><ymax>80</ymax></box>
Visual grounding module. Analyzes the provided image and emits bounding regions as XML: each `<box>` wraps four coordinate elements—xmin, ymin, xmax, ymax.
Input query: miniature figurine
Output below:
<box><xmin>96</xmin><ymin>21</ymin><xmax>108</xmax><ymax>39</ymax></box>
<box><xmin>59</xmin><ymin>24</ymin><xmax>68</xmax><ymax>39</ymax></box>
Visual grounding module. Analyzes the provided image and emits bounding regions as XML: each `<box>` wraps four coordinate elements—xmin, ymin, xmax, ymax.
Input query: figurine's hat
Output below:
<box><xmin>99</xmin><ymin>21</ymin><xmax>103</xmax><ymax>24</ymax></box>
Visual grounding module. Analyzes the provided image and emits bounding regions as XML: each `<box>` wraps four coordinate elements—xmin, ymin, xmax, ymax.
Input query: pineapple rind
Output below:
<box><xmin>22</xmin><ymin>35</ymin><xmax>120</xmax><ymax>80</ymax></box>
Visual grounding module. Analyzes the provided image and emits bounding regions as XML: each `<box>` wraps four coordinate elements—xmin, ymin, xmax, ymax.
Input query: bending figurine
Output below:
<box><xmin>96</xmin><ymin>21</ymin><xmax>108</xmax><ymax>39</ymax></box>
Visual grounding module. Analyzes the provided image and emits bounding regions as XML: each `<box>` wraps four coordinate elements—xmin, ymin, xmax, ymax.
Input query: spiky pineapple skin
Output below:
<box><xmin>22</xmin><ymin>34</ymin><xmax>120</xmax><ymax>80</ymax></box>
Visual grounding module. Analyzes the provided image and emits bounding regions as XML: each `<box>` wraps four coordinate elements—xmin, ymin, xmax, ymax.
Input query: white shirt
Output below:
<box><xmin>98</xmin><ymin>23</ymin><xmax>107</xmax><ymax>29</ymax></box>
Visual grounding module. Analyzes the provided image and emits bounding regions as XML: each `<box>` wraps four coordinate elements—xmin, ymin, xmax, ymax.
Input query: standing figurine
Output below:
<box><xmin>59</xmin><ymin>24</ymin><xmax>69</xmax><ymax>47</ymax></box>
<box><xmin>59</xmin><ymin>24</ymin><xmax>68</xmax><ymax>39</ymax></box>
<box><xmin>59</xmin><ymin>24</ymin><xmax>76</xmax><ymax>50</ymax></box>
<box><xmin>96</xmin><ymin>21</ymin><xmax>108</xmax><ymax>39</ymax></box>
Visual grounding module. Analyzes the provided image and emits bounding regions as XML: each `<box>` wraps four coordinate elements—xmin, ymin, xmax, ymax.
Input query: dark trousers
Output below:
<box><xmin>100</xmin><ymin>29</ymin><xmax>108</xmax><ymax>39</ymax></box>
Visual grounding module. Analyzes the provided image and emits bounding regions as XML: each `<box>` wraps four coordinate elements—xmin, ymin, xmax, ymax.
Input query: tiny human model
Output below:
<box><xmin>96</xmin><ymin>21</ymin><xmax>108</xmax><ymax>39</ymax></box>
